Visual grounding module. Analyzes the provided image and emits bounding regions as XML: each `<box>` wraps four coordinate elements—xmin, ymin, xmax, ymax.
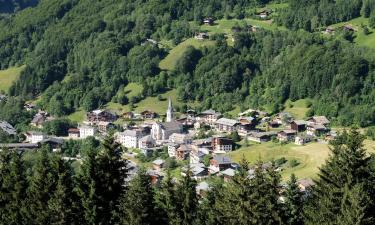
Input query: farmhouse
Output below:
<box><xmin>209</xmin><ymin>155</ymin><xmax>233</xmax><ymax>174</ymax></box>
<box><xmin>277</xmin><ymin>130</ymin><xmax>297</xmax><ymax>142</ymax></box>
<box><xmin>176</xmin><ymin>144</ymin><xmax>193</xmax><ymax>161</ymax></box>
<box><xmin>195</xmin><ymin>32</ymin><xmax>209</xmax><ymax>40</ymax></box>
<box><xmin>215</xmin><ymin>118</ymin><xmax>239</xmax><ymax>133</ymax></box>
<box><xmin>203</xmin><ymin>17</ymin><xmax>214</xmax><ymax>25</ymax></box>
<box><xmin>290</xmin><ymin>120</ymin><xmax>307</xmax><ymax>132</ymax></box>
<box><xmin>68</xmin><ymin>128</ymin><xmax>80</xmax><ymax>139</ymax></box>
<box><xmin>247</xmin><ymin>131</ymin><xmax>277</xmax><ymax>143</ymax></box>
<box><xmin>196</xmin><ymin>109</ymin><xmax>222</xmax><ymax>124</ymax></box>
<box><xmin>306</xmin><ymin>124</ymin><xmax>329</xmax><ymax>137</ymax></box>
<box><xmin>25</xmin><ymin>131</ymin><xmax>47</xmax><ymax>144</ymax></box>
<box><xmin>295</xmin><ymin>135</ymin><xmax>314</xmax><ymax>145</ymax></box>
<box><xmin>307</xmin><ymin>116</ymin><xmax>330</xmax><ymax>126</ymax></box>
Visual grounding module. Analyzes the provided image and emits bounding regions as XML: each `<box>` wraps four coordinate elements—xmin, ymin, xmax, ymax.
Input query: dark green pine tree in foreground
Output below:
<box><xmin>304</xmin><ymin>129</ymin><xmax>375</xmax><ymax>225</ymax></box>
<box><xmin>118</xmin><ymin>168</ymin><xmax>157</xmax><ymax>225</ymax></box>
<box><xmin>284</xmin><ymin>174</ymin><xmax>304</xmax><ymax>225</ymax></box>
<box><xmin>76</xmin><ymin>136</ymin><xmax>128</xmax><ymax>225</ymax></box>
<box><xmin>0</xmin><ymin>149</ymin><xmax>27</xmax><ymax>225</ymax></box>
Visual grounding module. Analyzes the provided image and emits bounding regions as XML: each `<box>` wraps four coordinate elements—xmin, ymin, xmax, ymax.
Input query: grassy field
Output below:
<box><xmin>66</xmin><ymin>109</ymin><xmax>86</xmax><ymax>123</ymax></box>
<box><xmin>228</xmin><ymin>140</ymin><xmax>375</xmax><ymax>180</ymax></box>
<box><xmin>123</xmin><ymin>82</ymin><xmax>143</xmax><ymax>99</ymax></box>
<box><xmin>328</xmin><ymin>16</ymin><xmax>375</xmax><ymax>49</ymax></box>
<box><xmin>0</xmin><ymin>65</ymin><xmax>25</xmax><ymax>92</ymax></box>
<box><xmin>159</xmin><ymin>38</ymin><xmax>215</xmax><ymax>71</ymax></box>
<box><xmin>284</xmin><ymin>99</ymin><xmax>311</xmax><ymax>120</ymax></box>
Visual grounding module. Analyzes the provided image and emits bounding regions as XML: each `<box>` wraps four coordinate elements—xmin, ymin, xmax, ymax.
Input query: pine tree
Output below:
<box><xmin>25</xmin><ymin>146</ymin><xmax>59</xmax><ymax>224</ymax></box>
<box><xmin>118</xmin><ymin>168</ymin><xmax>156</xmax><ymax>225</ymax></box>
<box><xmin>304</xmin><ymin>129</ymin><xmax>375</xmax><ymax>224</ymax></box>
<box><xmin>0</xmin><ymin>149</ymin><xmax>28</xmax><ymax>225</ymax></box>
<box><xmin>284</xmin><ymin>174</ymin><xmax>304</xmax><ymax>225</ymax></box>
<box><xmin>76</xmin><ymin>136</ymin><xmax>128</xmax><ymax>225</ymax></box>
<box><xmin>177</xmin><ymin>167</ymin><xmax>198</xmax><ymax>225</ymax></box>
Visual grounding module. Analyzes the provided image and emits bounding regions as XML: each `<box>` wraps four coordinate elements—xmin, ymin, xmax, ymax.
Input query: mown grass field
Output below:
<box><xmin>228</xmin><ymin>140</ymin><xmax>375</xmax><ymax>180</ymax></box>
<box><xmin>0</xmin><ymin>65</ymin><xmax>25</xmax><ymax>92</ymax></box>
<box><xmin>283</xmin><ymin>99</ymin><xmax>311</xmax><ymax>120</ymax></box>
<box><xmin>159</xmin><ymin>38</ymin><xmax>215</xmax><ymax>71</ymax></box>
<box><xmin>328</xmin><ymin>16</ymin><xmax>375</xmax><ymax>49</ymax></box>
<box><xmin>66</xmin><ymin>109</ymin><xmax>86</xmax><ymax>123</ymax></box>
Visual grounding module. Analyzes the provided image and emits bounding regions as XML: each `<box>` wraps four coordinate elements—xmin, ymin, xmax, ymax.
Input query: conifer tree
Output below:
<box><xmin>304</xmin><ymin>129</ymin><xmax>375</xmax><ymax>224</ymax></box>
<box><xmin>177</xmin><ymin>167</ymin><xmax>198</xmax><ymax>225</ymax></box>
<box><xmin>118</xmin><ymin>168</ymin><xmax>156</xmax><ymax>225</ymax></box>
<box><xmin>284</xmin><ymin>174</ymin><xmax>304</xmax><ymax>225</ymax></box>
<box><xmin>76</xmin><ymin>136</ymin><xmax>128</xmax><ymax>225</ymax></box>
<box><xmin>0</xmin><ymin>149</ymin><xmax>28</xmax><ymax>225</ymax></box>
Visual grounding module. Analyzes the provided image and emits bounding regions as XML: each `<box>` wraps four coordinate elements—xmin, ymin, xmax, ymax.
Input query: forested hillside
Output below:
<box><xmin>0</xmin><ymin>0</ymin><xmax>374</xmax><ymax>127</ymax></box>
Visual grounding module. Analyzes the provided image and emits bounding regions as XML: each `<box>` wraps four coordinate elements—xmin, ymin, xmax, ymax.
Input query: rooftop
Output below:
<box><xmin>216</xmin><ymin>118</ymin><xmax>238</xmax><ymax>127</ymax></box>
<box><xmin>0</xmin><ymin>121</ymin><xmax>17</xmax><ymax>135</ymax></box>
<box><xmin>212</xmin><ymin>155</ymin><xmax>232</xmax><ymax>164</ymax></box>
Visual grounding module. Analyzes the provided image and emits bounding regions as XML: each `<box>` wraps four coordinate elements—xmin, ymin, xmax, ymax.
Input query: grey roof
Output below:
<box><xmin>200</xmin><ymin>109</ymin><xmax>221</xmax><ymax>116</ymax></box>
<box><xmin>31</xmin><ymin>114</ymin><xmax>46</xmax><ymax>124</ymax></box>
<box><xmin>0</xmin><ymin>143</ymin><xmax>39</xmax><ymax>149</ymax></box>
<box><xmin>249</xmin><ymin>131</ymin><xmax>277</xmax><ymax>138</ymax></box>
<box><xmin>0</xmin><ymin>121</ymin><xmax>17</xmax><ymax>135</ymax></box>
<box><xmin>153</xmin><ymin>159</ymin><xmax>165</xmax><ymax>165</ymax></box>
<box><xmin>160</xmin><ymin>121</ymin><xmax>182</xmax><ymax>131</ymax></box>
<box><xmin>293</xmin><ymin>120</ymin><xmax>307</xmax><ymax>125</ymax></box>
<box><xmin>213</xmin><ymin>155</ymin><xmax>232</xmax><ymax>164</ymax></box>
<box><xmin>196</xmin><ymin>181</ymin><xmax>210</xmax><ymax>191</ymax></box>
<box><xmin>312</xmin><ymin>116</ymin><xmax>330</xmax><ymax>124</ymax></box>
<box><xmin>216</xmin><ymin>118</ymin><xmax>238</xmax><ymax>127</ymax></box>
<box><xmin>139</xmin><ymin>135</ymin><xmax>153</xmax><ymax>142</ymax></box>
<box><xmin>221</xmin><ymin>168</ymin><xmax>236</xmax><ymax>177</ymax></box>
<box><xmin>40</xmin><ymin>137</ymin><xmax>64</xmax><ymax>145</ymax></box>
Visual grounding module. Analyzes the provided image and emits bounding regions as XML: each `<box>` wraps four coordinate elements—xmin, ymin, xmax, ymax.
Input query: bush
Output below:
<box><xmin>275</xmin><ymin>157</ymin><xmax>287</xmax><ymax>166</ymax></box>
<box><xmin>289</xmin><ymin>159</ymin><xmax>300</xmax><ymax>168</ymax></box>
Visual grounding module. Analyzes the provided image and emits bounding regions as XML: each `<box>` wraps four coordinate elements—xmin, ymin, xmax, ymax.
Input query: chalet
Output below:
<box><xmin>140</xmin><ymin>110</ymin><xmax>158</xmax><ymax>119</ymax></box>
<box><xmin>247</xmin><ymin>131</ymin><xmax>277</xmax><ymax>143</ymax></box>
<box><xmin>306</xmin><ymin>124</ymin><xmax>329</xmax><ymax>137</ymax></box>
<box><xmin>343</xmin><ymin>24</ymin><xmax>356</xmax><ymax>32</ymax></box>
<box><xmin>274</xmin><ymin>112</ymin><xmax>293</xmax><ymax>125</ymax></box>
<box><xmin>79</xmin><ymin>125</ymin><xmax>96</xmax><ymax>139</ymax></box>
<box><xmin>325</xmin><ymin>27</ymin><xmax>335</xmax><ymax>34</ymax></box>
<box><xmin>97</xmin><ymin>121</ymin><xmax>114</xmax><ymax>133</ymax></box>
<box><xmin>307</xmin><ymin>116</ymin><xmax>330</xmax><ymax>126</ymax></box>
<box><xmin>295</xmin><ymin>135</ymin><xmax>314</xmax><ymax>145</ymax></box>
<box><xmin>237</xmin><ymin>116</ymin><xmax>256</xmax><ymax>135</ymax></box>
<box><xmin>215</xmin><ymin>118</ymin><xmax>239</xmax><ymax>133</ymax></box>
<box><xmin>68</xmin><ymin>128</ymin><xmax>80</xmax><ymax>139</ymax></box>
<box><xmin>176</xmin><ymin>144</ymin><xmax>193</xmax><ymax>161</ymax></box>
<box><xmin>209</xmin><ymin>155</ymin><xmax>233</xmax><ymax>174</ymax></box>
<box><xmin>196</xmin><ymin>109</ymin><xmax>222</xmax><ymax>124</ymax></box>
<box><xmin>221</xmin><ymin>168</ymin><xmax>236</xmax><ymax>182</ymax></box>
<box><xmin>290</xmin><ymin>120</ymin><xmax>307</xmax><ymax>132</ymax></box>
<box><xmin>169</xmin><ymin>133</ymin><xmax>192</xmax><ymax>144</ymax></box>
<box><xmin>87</xmin><ymin>110</ymin><xmax>117</xmax><ymax>123</ymax></box>
<box><xmin>152</xmin><ymin>159</ymin><xmax>165</xmax><ymax>171</ymax></box>
<box><xmin>277</xmin><ymin>130</ymin><xmax>297</xmax><ymax>142</ymax></box>
<box><xmin>0</xmin><ymin>121</ymin><xmax>17</xmax><ymax>136</ymax></box>
<box><xmin>151</xmin><ymin>121</ymin><xmax>183</xmax><ymax>141</ymax></box>
<box><xmin>268</xmin><ymin>121</ymin><xmax>280</xmax><ymax>128</ymax></box>
<box><xmin>203</xmin><ymin>17</ymin><xmax>214</xmax><ymax>25</ymax></box>
<box><xmin>115</xmin><ymin>130</ymin><xmax>144</xmax><ymax>148</ymax></box>
<box><xmin>195</xmin><ymin>32</ymin><xmax>209</xmax><ymax>40</ymax></box>
<box><xmin>30</xmin><ymin>113</ymin><xmax>48</xmax><ymax>128</ymax></box>
<box><xmin>25</xmin><ymin>131</ymin><xmax>47</xmax><ymax>144</ymax></box>
<box><xmin>138</xmin><ymin>135</ymin><xmax>155</xmax><ymax>149</ymax></box>
<box><xmin>257</xmin><ymin>9</ymin><xmax>271</xmax><ymax>19</ymax></box>
<box><xmin>212</xmin><ymin>137</ymin><xmax>233</xmax><ymax>153</ymax></box>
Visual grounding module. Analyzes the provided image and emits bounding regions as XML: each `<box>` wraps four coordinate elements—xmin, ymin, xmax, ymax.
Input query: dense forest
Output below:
<box><xmin>0</xmin><ymin>0</ymin><xmax>38</xmax><ymax>14</ymax></box>
<box><xmin>0</xmin><ymin>130</ymin><xmax>374</xmax><ymax>224</ymax></box>
<box><xmin>0</xmin><ymin>0</ymin><xmax>374</xmax><ymax>127</ymax></box>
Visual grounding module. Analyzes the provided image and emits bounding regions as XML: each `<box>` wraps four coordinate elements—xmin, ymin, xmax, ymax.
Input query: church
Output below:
<box><xmin>151</xmin><ymin>98</ymin><xmax>183</xmax><ymax>141</ymax></box>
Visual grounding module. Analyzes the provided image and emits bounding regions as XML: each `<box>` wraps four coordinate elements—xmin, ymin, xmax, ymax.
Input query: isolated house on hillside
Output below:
<box><xmin>203</xmin><ymin>17</ymin><xmax>214</xmax><ymax>25</ymax></box>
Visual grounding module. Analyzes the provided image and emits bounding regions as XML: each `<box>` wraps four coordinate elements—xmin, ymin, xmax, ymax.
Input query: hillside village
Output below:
<box><xmin>0</xmin><ymin>95</ymin><xmax>339</xmax><ymax>191</ymax></box>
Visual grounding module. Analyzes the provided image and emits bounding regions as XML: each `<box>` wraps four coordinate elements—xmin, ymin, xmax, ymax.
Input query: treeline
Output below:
<box><xmin>277</xmin><ymin>0</ymin><xmax>375</xmax><ymax>31</ymax></box>
<box><xmin>0</xmin><ymin>130</ymin><xmax>374</xmax><ymax>224</ymax></box>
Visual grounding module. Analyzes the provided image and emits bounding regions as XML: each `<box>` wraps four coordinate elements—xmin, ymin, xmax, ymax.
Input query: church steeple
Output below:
<box><xmin>166</xmin><ymin>98</ymin><xmax>174</xmax><ymax>122</ymax></box>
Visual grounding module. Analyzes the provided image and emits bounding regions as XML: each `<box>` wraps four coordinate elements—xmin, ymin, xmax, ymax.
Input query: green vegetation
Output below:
<box><xmin>228</xmin><ymin>139</ymin><xmax>375</xmax><ymax>180</ymax></box>
<box><xmin>66</xmin><ymin>109</ymin><xmax>86</xmax><ymax>123</ymax></box>
<box><xmin>0</xmin><ymin>66</ymin><xmax>25</xmax><ymax>92</ymax></box>
<box><xmin>159</xmin><ymin>38</ymin><xmax>215</xmax><ymax>71</ymax></box>
<box><xmin>283</xmin><ymin>99</ymin><xmax>311</xmax><ymax>119</ymax></box>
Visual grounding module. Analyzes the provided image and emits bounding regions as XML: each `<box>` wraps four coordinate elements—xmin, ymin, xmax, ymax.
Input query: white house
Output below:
<box><xmin>215</xmin><ymin>118</ymin><xmax>239</xmax><ymax>133</ymax></box>
<box><xmin>25</xmin><ymin>131</ymin><xmax>47</xmax><ymax>144</ymax></box>
<box><xmin>115</xmin><ymin>130</ymin><xmax>144</xmax><ymax>149</ymax></box>
<box><xmin>79</xmin><ymin>125</ymin><xmax>96</xmax><ymax>139</ymax></box>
